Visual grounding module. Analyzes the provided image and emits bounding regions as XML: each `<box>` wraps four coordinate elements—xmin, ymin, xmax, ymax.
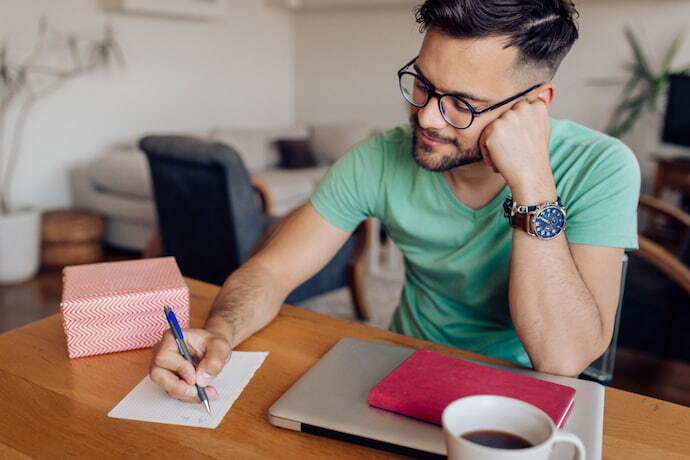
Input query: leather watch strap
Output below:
<box><xmin>510</xmin><ymin>212</ymin><xmax>531</xmax><ymax>235</ymax></box>
<box><xmin>504</xmin><ymin>196</ymin><xmax>566</xmax><ymax>239</ymax></box>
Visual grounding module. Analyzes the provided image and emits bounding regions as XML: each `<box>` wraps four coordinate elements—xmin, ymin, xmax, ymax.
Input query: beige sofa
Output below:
<box><xmin>70</xmin><ymin>122</ymin><xmax>377</xmax><ymax>251</ymax></box>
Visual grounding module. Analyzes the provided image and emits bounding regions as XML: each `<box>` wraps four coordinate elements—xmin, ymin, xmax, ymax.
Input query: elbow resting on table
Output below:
<box><xmin>531</xmin><ymin>341</ymin><xmax>610</xmax><ymax>377</ymax></box>
<box><xmin>532</xmin><ymin>359</ymin><xmax>588</xmax><ymax>378</ymax></box>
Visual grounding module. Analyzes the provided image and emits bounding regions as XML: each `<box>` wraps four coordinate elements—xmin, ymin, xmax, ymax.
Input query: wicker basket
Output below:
<box><xmin>41</xmin><ymin>209</ymin><xmax>105</xmax><ymax>268</ymax></box>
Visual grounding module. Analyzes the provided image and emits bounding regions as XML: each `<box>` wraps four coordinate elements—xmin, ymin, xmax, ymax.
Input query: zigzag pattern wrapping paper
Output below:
<box><xmin>60</xmin><ymin>257</ymin><xmax>189</xmax><ymax>358</ymax></box>
<box><xmin>108</xmin><ymin>351</ymin><xmax>269</xmax><ymax>429</ymax></box>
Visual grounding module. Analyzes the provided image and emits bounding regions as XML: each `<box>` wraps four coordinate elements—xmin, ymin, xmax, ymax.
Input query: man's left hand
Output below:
<box><xmin>478</xmin><ymin>99</ymin><xmax>555</xmax><ymax>200</ymax></box>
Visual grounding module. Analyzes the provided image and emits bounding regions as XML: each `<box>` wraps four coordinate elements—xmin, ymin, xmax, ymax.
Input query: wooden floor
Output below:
<box><xmin>1</xmin><ymin>250</ymin><xmax>689</xmax><ymax>408</ymax></box>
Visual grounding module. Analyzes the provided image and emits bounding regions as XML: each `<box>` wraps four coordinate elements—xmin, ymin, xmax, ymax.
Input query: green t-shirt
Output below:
<box><xmin>310</xmin><ymin>119</ymin><xmax>640</xmax><ymax>366</ymax></box>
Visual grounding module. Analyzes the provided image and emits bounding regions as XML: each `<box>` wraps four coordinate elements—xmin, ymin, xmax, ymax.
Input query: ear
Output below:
<box><xmin>529</xmin><ymin>83</ymin><xmax>555</xmax><ymax>108</ymax></box>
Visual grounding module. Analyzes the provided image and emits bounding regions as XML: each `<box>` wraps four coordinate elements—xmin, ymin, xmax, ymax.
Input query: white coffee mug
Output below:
<box><xmin>442</xmin><ymin>395</ymin><xmax>585</xmax><ymax>460</ymax></box>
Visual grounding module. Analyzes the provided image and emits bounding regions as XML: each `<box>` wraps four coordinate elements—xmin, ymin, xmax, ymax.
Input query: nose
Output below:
<box><xmin>415</xmin><ymin>96</ymin><xmax>447</xmax><ymax>130</ymax></box>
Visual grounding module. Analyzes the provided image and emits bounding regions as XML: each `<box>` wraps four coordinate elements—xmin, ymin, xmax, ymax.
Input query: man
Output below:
<box><xmin>150</xmin><ymin>0</ymin><xmax>640</xmax><ymax>404</ymax></box>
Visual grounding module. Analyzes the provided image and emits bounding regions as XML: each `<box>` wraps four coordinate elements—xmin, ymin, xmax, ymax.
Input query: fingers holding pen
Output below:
<box><xmin>149</xmin><ymin>344</ymin><xmax>221</xmax><ymax>402</ymax></box>
<box><xmin>152</xmin><ymin>346</ymin><xmax>196</xmax><ymax>385</ymax></box>
<box><xmin>149</xmin><ymin>328</ymin><xmax>228</xmax><ymax>403</ymax></box>
<box><xmin>194</xmin><ymin>335</ymin><xmax>232</xmax><ymax>387</ymax></box>
<box><xmin>150</xmin><ymin>366</ymin><xmax>202</xmax><ymax>403</ymax></box>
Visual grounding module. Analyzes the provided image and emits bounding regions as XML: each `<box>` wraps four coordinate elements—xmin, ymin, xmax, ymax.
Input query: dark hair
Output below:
<box><xmin>415</xmin><ymin>0</ymin><xmax>579</xmax><ymax>77</ymax></box>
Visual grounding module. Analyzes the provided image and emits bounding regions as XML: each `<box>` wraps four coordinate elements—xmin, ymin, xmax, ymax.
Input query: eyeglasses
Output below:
<box><xmin>397</xmin><ymin>57</ymin><xmax>543</xmax><ymax>130</ymax></box>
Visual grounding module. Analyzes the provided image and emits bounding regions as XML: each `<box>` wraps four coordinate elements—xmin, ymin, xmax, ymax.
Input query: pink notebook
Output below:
<box><xmin>367</xmin><ymin>350</ymin><xmax>576</xmax><ymax>428</ymax></box>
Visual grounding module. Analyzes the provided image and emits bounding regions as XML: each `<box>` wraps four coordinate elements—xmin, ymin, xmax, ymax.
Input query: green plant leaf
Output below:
<box><xmin>661</xmin><ymin>31</ymin><xmax>685</xmax><ymax>73</ymax></box>
<box><xmin>587</xmin><ymin>77</ymin><xmax>626</xmax><ymax>86</ymax></box>
<box><xmin>67</xmin><ymin>35</ymin><xmax>81</xmax><ymax>68</ymax></box>
<box><xmin>110</xmin><ymin>40</ymin><xmax>126</xmax><ymax>67</ymax></box>
<box><xmin>607</xmin><ymin>95</ymin><xmax>646</xmax><ymax>137</ymax></box>
<box><xmin>101</xmin><ymin>25</ymin><xmax>125</xmax><ymax>68</ymax></box>
<box><xmin>622</xmin><ymin>62</ymin><xmax>637</xmax><ymax>72</ymax></box>
<box><xmin>622</xmin><ymin>73</ymin><xmax>643</xmax><ymax>93</ymax></box>
<box><xmin>620</xmin><ymin>90</ymin><xmax>649</xmax><ymax>111</ymax></box>
<box><xmin>606</xmin><ymin>90</ymin><xmax>648</xmax><ymax>137</ymax></box>
<box><xmin>624</xmin><ymin>26</ymin><xmax>654</xmax><ymax>80</ymax></box>
<box><xmin>0</xmin><ymin>41</ymin><xmax>7</xmax><ymax>85</ymax></box>
<box><xmin>615</xmin><ymin>102</ymin><xmax>645</xmax><ymax>137</ymax></box>
<box><xmin>649</xmin><ymin>78</ymin><xmax>665</xmax><ymax>111</ymax></box>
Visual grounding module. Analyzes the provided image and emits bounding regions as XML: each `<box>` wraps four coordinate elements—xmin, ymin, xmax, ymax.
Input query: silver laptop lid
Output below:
<box><xmin>269</xmin><ymin>338</ymin><xmax>604</xmax><ymax>459</ymax></box>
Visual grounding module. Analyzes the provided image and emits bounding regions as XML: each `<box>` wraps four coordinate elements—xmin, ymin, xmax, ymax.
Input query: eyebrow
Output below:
<box><xmin>413</xmin><ymin>63</ymin><xmax>491</xmax><ymax>104</ymax></box>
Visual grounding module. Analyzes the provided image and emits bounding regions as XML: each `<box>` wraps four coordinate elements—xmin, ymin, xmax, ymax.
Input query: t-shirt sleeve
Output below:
<box><xmin>310</xmin><ymin>134</ymin><xmax>385</xmax><ymax>232</ymax></box>
<box><xmin>564</xmin><ymin>141</ymin><xmax>641</xmax><ymax>251</ymax></box>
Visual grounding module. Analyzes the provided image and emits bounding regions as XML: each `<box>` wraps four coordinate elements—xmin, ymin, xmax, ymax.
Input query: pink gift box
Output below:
<box><xmin>60</xmin><ymin>257</ymin><xmax>190</xmax><ymax>358</ymax></box>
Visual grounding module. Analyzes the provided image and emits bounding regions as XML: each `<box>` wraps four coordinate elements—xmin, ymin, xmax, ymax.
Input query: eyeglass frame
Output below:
<box><xmin>397</xmin><ymin>56</ymin><xmax>544</xmax><ymax>129</ymax></box>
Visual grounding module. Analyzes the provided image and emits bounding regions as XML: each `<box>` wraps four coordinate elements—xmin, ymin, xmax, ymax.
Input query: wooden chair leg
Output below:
<box><xmin>347</xmin><ymin>218</ymin><xmax>374</xmax><ymax>321</ymax></box>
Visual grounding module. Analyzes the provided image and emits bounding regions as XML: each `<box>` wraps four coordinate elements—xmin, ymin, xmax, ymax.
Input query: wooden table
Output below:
<box><xmin>1</xmin><ymin>279</ymin><xmax>689</xmax><ymax>459</ymax></box>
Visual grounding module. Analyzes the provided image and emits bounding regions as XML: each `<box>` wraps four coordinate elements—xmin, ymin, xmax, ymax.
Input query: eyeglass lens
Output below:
<box><xmin>399</xmin><ymin>73</ymin><xmax>474</xmax><ymax>129</ymax></box>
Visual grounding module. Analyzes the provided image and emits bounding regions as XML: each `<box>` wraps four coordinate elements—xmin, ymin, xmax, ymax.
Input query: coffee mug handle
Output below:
<box><xmin>552</xmin><ymin>430</ymin><xmax>586</xmax><ymax>460</ymax></box>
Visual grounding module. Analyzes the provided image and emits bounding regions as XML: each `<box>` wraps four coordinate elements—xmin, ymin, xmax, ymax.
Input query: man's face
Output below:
<box><xmin>410</xmin><ymin>29</ymin><xmax>530</xmax><ymax>172</ymax></box>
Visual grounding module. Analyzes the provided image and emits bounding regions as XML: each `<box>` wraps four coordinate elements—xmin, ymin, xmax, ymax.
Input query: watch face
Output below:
<box><xmin>532</xmin><ymin>206</ymin><xmax>566</xmax><ymax>239</ymax></box>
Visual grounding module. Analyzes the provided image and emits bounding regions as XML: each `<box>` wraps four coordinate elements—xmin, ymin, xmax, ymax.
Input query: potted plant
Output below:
<box><xmin>0</xmin><ymin>20</ymin><xmax>123</xmax><ymax>283</ymax></box>
<box><xmin>604</xmin><ymin>27</ymin><xmax>690</xmax><ymax>138</ymax></box>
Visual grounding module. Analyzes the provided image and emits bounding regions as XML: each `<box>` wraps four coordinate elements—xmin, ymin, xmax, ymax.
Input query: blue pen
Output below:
<box><xmin>164</xmin><ymin>306</ymin><xmax>211</xmax><ymax>414</ymax></box>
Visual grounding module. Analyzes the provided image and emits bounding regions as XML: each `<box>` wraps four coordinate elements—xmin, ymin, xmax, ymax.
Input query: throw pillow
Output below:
<box><xmin>276</xmin><ymin>139</ymin><xmax>318</xmax><ymax>169</ymax></box>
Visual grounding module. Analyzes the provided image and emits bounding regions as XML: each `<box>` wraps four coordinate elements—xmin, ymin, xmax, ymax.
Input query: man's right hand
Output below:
<box><xmin>147</xmin><ymin>203</ymin><xmax>352</xmax><ymax>404</ymax></box>
<box><xmin>149</xmin><ymin>328</ymin><xmax>232</xmax><ymax>403</ymax></box>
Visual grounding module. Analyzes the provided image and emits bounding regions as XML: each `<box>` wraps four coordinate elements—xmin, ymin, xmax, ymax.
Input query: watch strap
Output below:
<box><xmin>503</xmin><ymin>196</ymin><xmax>565</xmax><ymax>238</ymax></box>
<box><xmin>509</xmin><ymin>211</ymin><xmax>532</xmax><ymax>235</ymax></box>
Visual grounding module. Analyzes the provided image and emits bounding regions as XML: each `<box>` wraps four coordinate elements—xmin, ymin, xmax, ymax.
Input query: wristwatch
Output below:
<box><xmin>502</xmin><ymin>196</ymin><xmax>567</xmax><ymax>240</ymax></box>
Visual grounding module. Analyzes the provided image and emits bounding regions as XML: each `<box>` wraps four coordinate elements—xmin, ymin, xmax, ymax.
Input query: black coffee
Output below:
<box><xmin>460</xmin><ymin>430</ymin><xmax>533</xmax><ymax>449</ymax></box>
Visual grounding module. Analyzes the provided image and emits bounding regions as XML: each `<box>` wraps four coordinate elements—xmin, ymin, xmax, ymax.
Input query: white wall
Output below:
<box><xmin>554</xmin><ymin>0</ymin><xmax>690</xmax><ymax>185</ymax></box>
<box><xmin>4</xmin><ymin>0</ymin><xmax>687</xmax><ymax>209</ymax></box>
<box><xmin>294</xmin><ymin>1</ymin><xmax>690</xmax><ymax>186</ymax></box>
<box><xmin>0</xmin><ymin>0</ymin><xmax>294</xmax><ymax>210</ymax></box>
<box><xmin>295</xmin><ymin>5</ymin><xmax>421</xmax><ymax>128</ymax></box>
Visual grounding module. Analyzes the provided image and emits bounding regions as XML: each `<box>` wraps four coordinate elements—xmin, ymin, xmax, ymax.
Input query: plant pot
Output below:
<box><xmin>0</xmin><ymin>207</ymin><xmax>41</xmax><ymax>284</ymax></box>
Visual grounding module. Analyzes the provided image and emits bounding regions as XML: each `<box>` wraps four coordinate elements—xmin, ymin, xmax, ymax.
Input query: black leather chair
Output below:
<box><xmin>618</xmin><ymin>195</ymin><xmax>690</xmax><ymax>363</ymax></box>
<box><xmin>581</xmin><ymin>195</ymin><xmax>690</xmax><ymax>383</ymax></box>
<box><xmin>139</xmin><ymin>135</ymin><xmax>371</xmax><ymax>319</ymax></box>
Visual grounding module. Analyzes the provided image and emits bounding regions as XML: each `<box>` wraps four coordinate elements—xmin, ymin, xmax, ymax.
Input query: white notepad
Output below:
<box><xmin>108</xmin><ymin>351</ymin><xmax>268</xmax><ymax>429</ymax></box>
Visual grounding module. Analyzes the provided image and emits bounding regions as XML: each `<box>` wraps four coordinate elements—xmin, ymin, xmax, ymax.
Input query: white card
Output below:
<box><xmin>108</xmin><ymin>351</ymin><xmax>268</xmax><ymax>429</ymax></box>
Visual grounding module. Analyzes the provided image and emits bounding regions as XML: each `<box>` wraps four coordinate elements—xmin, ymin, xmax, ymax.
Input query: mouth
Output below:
<box><xmin>418</xmin><ymin>130</ymin><xmax>451</xmax><ymax>148</ymax></box>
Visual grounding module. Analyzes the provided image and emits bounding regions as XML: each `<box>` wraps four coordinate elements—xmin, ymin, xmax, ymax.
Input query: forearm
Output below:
<box><xmin>204</xmin><ymin>257</ymin><xmax>291</xmax><ymax>348</ymax></box>
<box><xmin>509</xmin><ymin>231</ymin><xmax>608</xmax><ymax>376</ymax></box>
<box><xmin>480</xmin><ymin>99</ymin><xmax>619</xmax><ymax>375</ymax></box>
<box><xmin>508</xmin><ymin>185</ymin><xmax>609</xmax><ymax>376</ymax></box>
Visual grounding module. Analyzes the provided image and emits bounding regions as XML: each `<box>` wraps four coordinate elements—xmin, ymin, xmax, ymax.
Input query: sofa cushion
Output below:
<box><xmin>106</xmin><ymin>219</ymin><xmax>156</xmax><ymax>252</ymax></box>
<box><xmin>90</xmin><ymin>148</ymin><xmax>153</xmax><ymax>199</ymax></box>
<box><xmin>208</xmin><ymin>129</ymin><xmax>271</xmax><ymax>173</ymax></box>
<box><xmin>86</xmin><ymin>186</ymin><xmax>156</xmax><ymax>225</ymax></box>
<box><xmin>209</xmin><ymin>126</ymin><xmax>309</xmax><ymax>173</ymax></box>
<box><xmin>310</xmin><ymin>122</ymin><xmax>374</xmax><ymax>164</ymax></box>
<box><xmin>253</xmin><ymin>166</ymin><xmax>330</xmax><ymax>215</ymax></box>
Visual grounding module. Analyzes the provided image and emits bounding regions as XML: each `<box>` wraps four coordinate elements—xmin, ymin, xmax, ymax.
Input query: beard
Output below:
<box><xmin>409</xmin><ymin>114</ymin><xmax>483</xmax><ymax>172</ymax></box>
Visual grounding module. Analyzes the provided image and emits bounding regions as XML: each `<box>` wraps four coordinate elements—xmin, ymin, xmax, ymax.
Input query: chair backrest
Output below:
<box><xmin>580</xmin><ymin>254</ymin><xmax>629</xmax><ymax>385</ymax></box>
<box><xmin>139</xmin><ymin>135</ymin><xmax>264</xmax><ymax>285</ymax></box>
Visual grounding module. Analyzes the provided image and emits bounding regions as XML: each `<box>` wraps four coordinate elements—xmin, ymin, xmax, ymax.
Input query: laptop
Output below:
<box><xmin>269</xmin><ymin>338</ymin><xmax>604</xmax><ymax>459</ymax></box>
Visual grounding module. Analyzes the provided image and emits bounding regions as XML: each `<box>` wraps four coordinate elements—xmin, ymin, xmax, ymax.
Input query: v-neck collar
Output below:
<box><xmin>432</xmin><ymin>170</ymin><xmax>509</xmax><ymax>220</ymax></box>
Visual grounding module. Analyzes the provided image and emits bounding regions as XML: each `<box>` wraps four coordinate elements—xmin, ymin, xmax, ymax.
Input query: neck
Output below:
<box><xmin>442</xmin><ymin>161</ymin><xmax>507</xmax><ymax>210</ymax></box>
<box><xmin>444</xmin><ymin>160</ymin><xmax>502</xmax><ymax>187</ymax></box>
